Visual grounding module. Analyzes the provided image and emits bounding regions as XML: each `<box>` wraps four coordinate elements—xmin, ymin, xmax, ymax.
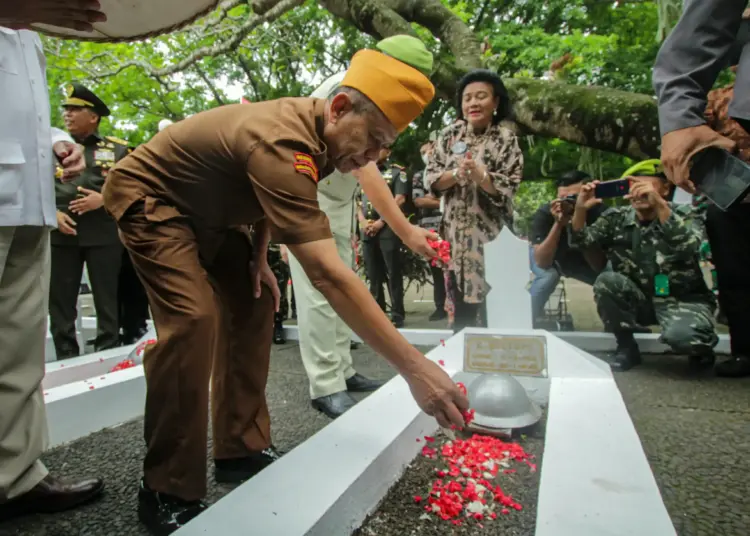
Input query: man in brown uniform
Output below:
<box><xmin>103</xmin><ymin>43</ymin><xmax>468</xmax><ymax>534</ymax></box>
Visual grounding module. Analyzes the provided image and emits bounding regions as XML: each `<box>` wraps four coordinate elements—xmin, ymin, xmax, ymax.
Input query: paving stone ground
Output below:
<box><xmin>4</xmin><ymin>343</ymin><xmax>749</xmax><ymax>536</ymax></box>
<box><xmin>26</xmin><ymin>284</ymin><xmax>743</xmax><ymax>535</ymax></box>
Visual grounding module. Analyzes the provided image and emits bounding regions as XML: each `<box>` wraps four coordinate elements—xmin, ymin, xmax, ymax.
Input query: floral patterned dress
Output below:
<box><xmin>425</xmin><ymin>120</ymin><xmax>523</xmax><ymax>309</ymax></box>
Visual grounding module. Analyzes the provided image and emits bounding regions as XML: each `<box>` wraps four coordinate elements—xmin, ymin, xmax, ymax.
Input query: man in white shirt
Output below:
<box><xmin>0</xmin><ymin>8</ymin><xmax>107</xmax><ymax>518</ymax></box>
<box><xmin>286</xmin><ymin>36</ymin><xmax>437</xmax><ymax>418</ymax></box>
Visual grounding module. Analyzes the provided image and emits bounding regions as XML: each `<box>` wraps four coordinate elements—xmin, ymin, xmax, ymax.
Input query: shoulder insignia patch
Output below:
<box><xmin>105</xmin><ymin>136</ymin><xmax>129</xmax><ymax>146</ymax></box>
<box><xmin>293</xmin><ymin>152</ymin><xmax>319</xmax><ymax>183</ymax></box>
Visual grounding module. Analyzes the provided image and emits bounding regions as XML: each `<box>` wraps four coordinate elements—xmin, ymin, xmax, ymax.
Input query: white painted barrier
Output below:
<box><xmin>176</xmin><ymin>328</ymin><xmax>676</xmax><ymax>536</ymax></box>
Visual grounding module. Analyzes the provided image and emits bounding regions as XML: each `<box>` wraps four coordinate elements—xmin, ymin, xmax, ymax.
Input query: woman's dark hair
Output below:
<box><xmin>456</xmin><ymin>69</ymin><xmax>512</xmax><ymax>124</ymax></box>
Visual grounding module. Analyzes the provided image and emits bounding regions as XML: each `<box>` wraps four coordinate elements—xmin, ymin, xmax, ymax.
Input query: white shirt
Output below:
<box><xmin>0</xmin><ymin>28</ymin><xmax>71</xmax><ymax>228</ymax></box>
<box><xmin>309</xmin><ymin>72</ymin><xmax>359</xmax><ymax>236</ymax></box>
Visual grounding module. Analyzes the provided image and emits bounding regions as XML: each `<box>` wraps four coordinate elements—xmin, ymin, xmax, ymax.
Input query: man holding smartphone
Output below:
<box><xmin>529</xmin><ymin>170</ymin><xmax>606</xmax><ymax>324</ymax></box>
<box><xmin>570</xmin><ymin>173</ymin><xmax>717</xmax><ymax>372</ymax></box>
<box><xmin>653</xmin><ymin>1</ymin><xmax>750</xmax><ymax>377</ymax></box>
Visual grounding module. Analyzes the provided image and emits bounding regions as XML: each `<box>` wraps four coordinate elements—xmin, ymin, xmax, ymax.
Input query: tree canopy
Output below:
<box><xmin>43</xmin><ymin>0</ymin><xmax>730</xmax><ymax>231</ymax></box>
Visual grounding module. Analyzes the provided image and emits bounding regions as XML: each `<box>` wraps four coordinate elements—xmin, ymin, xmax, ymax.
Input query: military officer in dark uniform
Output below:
<box><xmin>267</xmin><ymin>242</ymin><xmax>289</xmax><ymax>344</ymax></box>
<box><xmin>49</xmin><ymin>83</ymin><xmax>130</xmax><ymax>358</ymax></box>
<box><xmin>358</xmin><ymin>149</ymin><xmax>410</xmax><ymax>327</ymax></box>
<box><xmin>118</xmin><ymin>140</ymin><xmax>151</xmax><ymax>345</ymax></box>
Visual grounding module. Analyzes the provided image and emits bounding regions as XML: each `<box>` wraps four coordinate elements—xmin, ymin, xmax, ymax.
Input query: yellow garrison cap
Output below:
<box><xmin>341</xmin><ymin>48</ymin><xmax>435</xmax><ymax>133</ymax></box>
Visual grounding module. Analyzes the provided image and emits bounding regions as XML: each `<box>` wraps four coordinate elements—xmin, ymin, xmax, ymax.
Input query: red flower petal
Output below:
<box><xmin>438</xmin><ymin>360</ymin><xmax>445</xmax><ymax>366</ymax></box>
<box><xmin>424</xmin><ymin>436</ymin><xmax>435</xmax><ymax>443</ymax></box>
<box><xmin>414</xmin><ymin>495</ymin><xmax>422</xmax><ymax>503</ymax></box>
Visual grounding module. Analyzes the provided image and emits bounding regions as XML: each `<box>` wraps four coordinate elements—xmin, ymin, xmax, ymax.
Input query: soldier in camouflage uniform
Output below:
<box><xmin>267</xmin><ymin>242</ymin><xmax>289</xmax><ymax>344</ymax></box>
<box><xmin>570</xmin><ymin>173</ymin><xmax>717</xmax><ymax>372</ymax></box>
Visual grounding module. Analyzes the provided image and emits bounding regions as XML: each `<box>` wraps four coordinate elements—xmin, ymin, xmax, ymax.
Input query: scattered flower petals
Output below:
<box><xmin>456</xmin><ymin>382</ymin><xmax>467</xmax><ymax>396</ymax></box>
<box><xmin>89</xmin><ymin>385</ymin><xmax>95</xmax><ymax>390</ymax></box>
<box><xmin>438</xmin><ymin>359</ymin><xmax>445</xmax><ymax>366</ymax></box>
<box><xmin>462</xmin><ymin>408</ymin><xmax>476</xmax><ymax>426</ymax></box>
<box><xmin>110</xmin><ymin>358</ymin><xmax>136</xmax><ymax>373</ymax></box>
<box><xmin>440</xmin><ymin>339</ymin><xmax>445</xmax><ymax>347</ymax></box>
<box><xmin>416</xmin><ymin>438</ymin><xmax>421</xmax><ymax>442</ymax></box>
<box><xmin>416</xmin><ymin>429</ymin><xmax>533</xmax><ymax>525</ymax></box>
<box><xmin>427</xmin><ymin>237</ymin><xmax>452</xmax><ymax>267</ymax></box>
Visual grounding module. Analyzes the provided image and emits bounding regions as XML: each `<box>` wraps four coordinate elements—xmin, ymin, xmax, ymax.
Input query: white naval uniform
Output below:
<box><xmin>287</xmin><ymin>72</ymin><xmax>362</xmax><ymax>398</ymax></box>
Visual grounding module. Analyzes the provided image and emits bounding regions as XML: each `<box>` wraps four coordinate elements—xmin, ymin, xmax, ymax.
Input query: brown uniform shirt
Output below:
<box><xmin>103</xmin><ymin>98</ymin><xmax>334</xmax><ymax>247</ymax></box>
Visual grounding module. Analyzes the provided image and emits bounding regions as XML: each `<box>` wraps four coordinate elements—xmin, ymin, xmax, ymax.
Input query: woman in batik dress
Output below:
<box><xmin>425</xmin><ymin>69</ymin><xmax>524</xmax><ymax>332</ymax></box>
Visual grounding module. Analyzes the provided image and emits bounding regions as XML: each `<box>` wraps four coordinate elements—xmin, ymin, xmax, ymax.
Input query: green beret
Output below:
<box><xmin>376</xmin><ymin>35</ymin><xmax>433</xmax><ymax>76</ymax></box>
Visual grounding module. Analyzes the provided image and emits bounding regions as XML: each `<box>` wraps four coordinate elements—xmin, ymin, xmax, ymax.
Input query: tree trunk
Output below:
<box><xmin>505</xmin><ymin>78</ymin><xmax>660</xmax><ymax>160</ymax></box>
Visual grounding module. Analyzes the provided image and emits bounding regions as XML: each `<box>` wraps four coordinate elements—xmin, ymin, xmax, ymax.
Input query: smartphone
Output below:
<box><xmin>690</xmin><ymin>148</ymin><xmax>750</xmax><ymax>211</ymax></box>
<box><xmin>594</xmin><ymin>179</ymin><xmax>630</xmax><ymax>199</ymax></box>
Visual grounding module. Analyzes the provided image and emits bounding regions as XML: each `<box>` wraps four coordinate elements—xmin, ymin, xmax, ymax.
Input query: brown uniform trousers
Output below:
<box><xmin>117</xmin><ymin>200</ymin><xmax>273</xmax><ymax>501</ymax></box>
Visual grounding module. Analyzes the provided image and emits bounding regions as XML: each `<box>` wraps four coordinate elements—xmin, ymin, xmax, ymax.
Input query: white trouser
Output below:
<box><xmin>0</xmin><ymin>226</ymin><xmax>50</xmax><ymax>500</ymax></box>
<box><xmin>288</xmin><ymin>228</ymin><xmax>356</xmax><ymax>399</ymax></box>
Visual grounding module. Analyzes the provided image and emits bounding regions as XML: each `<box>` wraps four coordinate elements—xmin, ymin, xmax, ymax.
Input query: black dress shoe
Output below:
<box><xmin>350</xmin><ymin>340</ymin><xmax>361</xmax><ymax>350</ymax></box>
<box><xmin>122</xmin><ymin>326</ymin><xmax>149</xmax><ymax>345</ymax></box>
<box><xmin>345</xmin><ymin>373</ymin><xmax>386</xmax><ymax>392</ymax></box>
<box><xmin>610</xmin><ymin>343</ymin><xmax>642</xmax><ymax>372</ymax></box>
<box><xmin>715</xmin><ymin>355</ymin><xmax>750</xmax><ymax>378</ymax></box>
<box><xmin>272</xmin><ymin>322</ymin><xmax>286</xmax><ymax>345</ymax></box>
<box><xmin>392</xmin><ymin>318</ymin><xmax>405</xmax><ymax>328</ymax></box>
<box><xmin>429</xmin><ymin>309</ymin><xmax>447</xmax><ymax>321</ymax></box>
<box><xmin>0</xmin><ymin>474</ymin><xmax>103</xmax><ymax>520</ymax></box>
<box><xmin>311</xmin><ymin>391</ymin><xmax>357</xmax><ymax>418</ymax></box>
<box><xmin>138</xmin><ymin>480</ymin><xmax>206</xmax><ymax>536</ymax></box>
<box><xmin>214</xmin><ymin>447</ymin><xmax>282</xmax><ymax>484</ymax></box>
<box><xmin>688</xmin><ymin>352</ymin><xmax>716</xmax><ymax>372</ymax></box>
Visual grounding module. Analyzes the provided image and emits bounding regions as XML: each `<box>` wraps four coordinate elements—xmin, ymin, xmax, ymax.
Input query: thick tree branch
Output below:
<box><xmin>505</xmin><ymin>78</ymin><xmax>660</xmax><ymax>160</ymax></box>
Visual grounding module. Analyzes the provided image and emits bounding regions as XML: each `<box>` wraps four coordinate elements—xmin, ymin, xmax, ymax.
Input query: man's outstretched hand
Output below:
<box><xmin>403</xmin><ymin>225</ymin><xmax>439</xmax><ymax>260</ymax></box>
<box><xmin>661</xmin><ymin>125</ymin><xmax>736</xmax><ymax>193</ymax></box>
<box><xmin>0</xmin><ymin>0</ymin><xmax>106</xmax><ymax>32</ymax></box>
<box><xmin>405</xmin><ymin>359</ymin><xmax>470</xmax><ymax>429</ymax></box>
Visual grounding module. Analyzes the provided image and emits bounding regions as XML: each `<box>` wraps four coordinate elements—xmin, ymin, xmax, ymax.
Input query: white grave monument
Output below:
<box><xmin>484</xmin><ymin>226</ymin><xmax>532</xmax><ymax>330</ymax></box>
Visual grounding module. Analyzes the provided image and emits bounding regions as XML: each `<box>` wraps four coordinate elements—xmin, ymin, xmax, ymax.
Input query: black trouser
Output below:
<box><xmin>362</xmin><ymin>236</ymin><xmax>404</xmax><ymax>323</ymax></box>
<box><xmin>49</xmin><ymin>243</ymin><xmax>123</xmax><ymax>358</ymax></box>
<box><xmin>118</xmin><ymin>248</ymin><xmax>150</xmax><ymax>341</ymax></box>
<box><xmin>448</xmin><ymin>271</ymin><xmax>487</xmax><ymax>334</ymax></box>
<box><xmin>706</xmin><ymin>203</ymin><xmax>750</xmax><ymax>356</ymax></box>
<box><xmin>431</xmin><ymin>263</ymin><xmax>446</xmax><ymax>311</ymax></box>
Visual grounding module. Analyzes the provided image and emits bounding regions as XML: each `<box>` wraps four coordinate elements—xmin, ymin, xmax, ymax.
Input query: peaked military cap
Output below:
<box><xmin>63</xmin><ymin>83</ymin><xmax>111</xmax><ymax>117</ymax></box>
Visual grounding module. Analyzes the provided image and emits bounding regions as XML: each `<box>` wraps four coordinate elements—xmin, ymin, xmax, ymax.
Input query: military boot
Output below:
<box><xmin>611</xmin><ymin>331</ymin><xmax>642</xmax><ymax>372</ymax></box>
<box><xmin>272</xmin><ymin>314</ymin><xmax>285</xmax><ymax>345</ymax></box>
<box><xmin>688</xmin><ymin>351</ymin><xmax>716</xmax><ymax>372</ymax></box>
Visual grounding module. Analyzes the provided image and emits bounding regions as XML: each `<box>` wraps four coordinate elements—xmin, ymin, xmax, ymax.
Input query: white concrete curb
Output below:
<box><xmin>176</xmin><ymin>329</ymin><xmax>676</xmax><ymax>536</ymax></box>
